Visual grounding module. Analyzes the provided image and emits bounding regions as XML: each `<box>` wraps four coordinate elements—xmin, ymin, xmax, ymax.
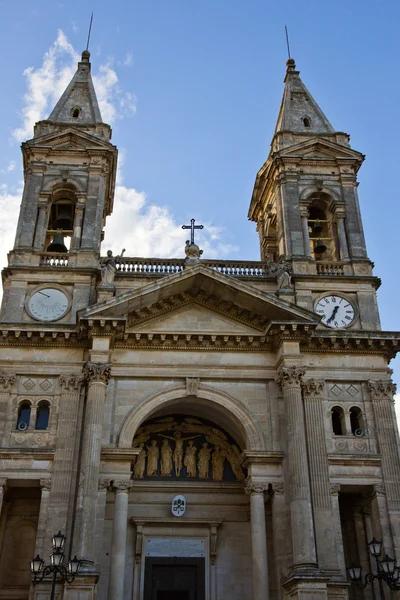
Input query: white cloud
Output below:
<box><xmin>0</xmin><ymin>184</ymin><xmax>22</xmax><ymax>274</ymax></box>
<box><xmin>7</xmin><ymin>161</ymin><xmax>16</xmax><ymax>172</ymax></box>
<box><xmin>122</xmin><ymin>52</ymin><xmax>133</xmax><ymax>67</ymax></box>
<box><xmin>103</xmin><ymin>185</ymin><xmax>238</xmax><ymax>259</ymax></box>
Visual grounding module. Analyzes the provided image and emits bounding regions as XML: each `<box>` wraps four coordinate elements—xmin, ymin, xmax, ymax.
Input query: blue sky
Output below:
<box><xmin>0</xmin><ymin>0</ymin><xmax>399</xmax><ymax>389</ymax></box>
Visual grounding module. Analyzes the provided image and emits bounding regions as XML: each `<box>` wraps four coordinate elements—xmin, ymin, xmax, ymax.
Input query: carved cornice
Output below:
<box><xmin>301</xmin><ymin>378</ymin><xmax>325</xmax><ymax>397</ymax></box>
<box><xmin>276</xmin><ymin>366</ymin><xmax>305</xmax><ymax>390</ymax></box>
<box><xmin>301</xmin><ymin>333</ymin><xmax>400</xmax><ymax>360</ymax></box>
<box><xmin>328</xmin><ymin>455</ymin><xmax>381</xmax><ymax>467</ymax></box>
<box><xmin>239</xmin><ymin>451</ymin><xmax>284</xmax><ymax>468</ymax></box>
<box><xmin>368</xmin><ymin>380</ymin><xmax>397</xmax><ymax>401</ymax></box>
<box><xmin>0</xmin><ymin>374</ymin><xmax>15</xmax><ymax>391</ymax></box>
<box><xmin>0</xmin><ymin>449</ymin><xmax>54</xmax><ymax>460</ymax></box>
<box><xmin>101</xmin><ymin>447</ymin><xmax>141</xmax><ymax>461</ymax></box>
<box><xmin>84</xmin><ymin>362</ymin><xmax>112</xmax><ymax>384</ymax></box>
<box><xmin>244</xmin><ymin>477</ymin><xmax>269</xmax><ymax>496</ymax></box>
<box><xmin>59</xmin><ymin>374</ymin><xmax>85</xmax><ymax>391</ymax></box>
<box><xmin>113</xmin><ymin>480</ymin><xmax>133</xmax><ymax>493</ymax></box>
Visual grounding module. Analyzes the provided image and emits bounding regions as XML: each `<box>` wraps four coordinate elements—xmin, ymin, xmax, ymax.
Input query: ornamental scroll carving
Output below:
<box><xmin>131</xmin><ymin>415</ymin><xmax>245</xmax><ymax>482</ymax></box>
<box><xmin>276</xmin><ymin>366</ymin><xmax>305</xmax><ymax>390</ymax></box>
<box><xmin>244</xmin><ymin>478</ymin><xmax>269</xmax><ymax>496</ymax></box>
<box><xmin>98</xmin><ymin>478</ymin><xmax>110</xmax><ymax>491</ymax></box>
<box><xmin>83</xmin><ymin>362</ymin><xmax>112</xmax><ymax>385</ymax></box>
<box><xmin>330</xmin><ymin>483</ymin><xmax>341</xmax><ymax>496</ymax></box>
<box><xmin>0</xmin><ymin>374</ymin><xmax>15</xmax><ymax>391</ymax></box>
<box><xmin>373</xmin><ymin>483</ymin><xmax>386</xmax><ymax>496</ymax></box>
<box><xmin>301</xmin><ymin>379</ymin><xmax>325</xmax><ymax>397</ymax></box>
<box><xmin>59</xmin><ymin>374</ymin><xmax>85</xmax><ymax>391</ymax></box>
<box><xmin>112</xmin><ymin>480</ymin><xmax>133</xmax><ymax>493</ymax></box>
<box><xmin>40</xmin><ymin>479</ymin><xmax>52</xmax><ymax>491</ymax></box>
<box><xmin>368</xmin><ymin>380</ymin><xmax>397</xmax><ymax>401</ymax></box>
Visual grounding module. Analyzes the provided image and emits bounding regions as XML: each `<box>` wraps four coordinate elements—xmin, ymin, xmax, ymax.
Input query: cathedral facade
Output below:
<box><xmin>0</xmin><ymin>49</ymin><xmax>399</xmax><ymax>600</ymax></box>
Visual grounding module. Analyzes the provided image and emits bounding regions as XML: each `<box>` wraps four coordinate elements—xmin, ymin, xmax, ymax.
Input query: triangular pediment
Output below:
<box><xmin>24</xmin><ymin>128</ymin><xmax>114</xmax><ymax>151</ymax></box>
<box><xmin>80</xmin><ymin>264</ymin><xmax>319</xmax><ymax>334</ymax></box>
<box><xmin>278</xmin><ymin>138</ymin><xmax>364</xmax><ymax>161</ymax></box>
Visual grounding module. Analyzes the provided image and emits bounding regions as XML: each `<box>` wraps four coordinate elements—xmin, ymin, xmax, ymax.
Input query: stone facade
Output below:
<box><xmin>0</xmin><ymin>51</ymin><xmax>398</xmax><ymax>600</ymax></box>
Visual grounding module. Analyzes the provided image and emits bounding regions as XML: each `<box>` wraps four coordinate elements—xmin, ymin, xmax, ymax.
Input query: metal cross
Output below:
<box><xmin>181</xmin><ymin>218</ymin><xmax>204</xmax><ymax>244</ymax></box>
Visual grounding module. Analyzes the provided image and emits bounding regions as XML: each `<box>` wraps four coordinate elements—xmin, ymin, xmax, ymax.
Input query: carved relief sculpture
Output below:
<box><xmin>133</xmin><ymin>444</ymin><xmax>147</xmax><ymax>479</ymax></box>
<box><xmin>184</xmin><ymin>440</ymin><xmax>197</xmax><ymax>477</ymax></box>
<box><xmin>212</xmin><ymin>446</ymin><xmax>225</xmax><ymax>481</ymax></box>
<box><xmin>160</xmin><ymin>440</ymin><xmax>173</xmax><ymax>476</ymax></box>
<box><xmin>146</xmin><ymin>440</ymin><xmax>159</xmax><ymax>476</ymax></box>
<box><xmin>198</xmin><ymin>443</ymin><xmax>212</xmax><ymax>479</ymax></box>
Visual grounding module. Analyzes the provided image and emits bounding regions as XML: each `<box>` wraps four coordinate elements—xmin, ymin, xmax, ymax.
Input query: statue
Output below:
<box><xmin>184</xmin><ymin>440</ymin><xmax>197</xmax><ymax>477</ymax></box>
<box><xmin>272</xmin><ymin>257</ymin><xmax>293</xmax><ymax>292</ymax></box>
<box><xmin>146</xmin><ymin>440</ymin><xmax>159</xmax><ymax>476</ymax></box>
<box><xmin>100</xmin><ymin>248</ymin><xmax>126</xmax><ymax>286</ymax></box>
<box><xmin>133</xmin><ymin>444</ymin><xmax>146</xmax><ymax>479</ymax></box>
<box><xmin>184</xmin><ymin>240</ymin><xmax>203</xmax><ymax>265</ymax></box>
<box><xmin>159</xmin><ymin>431</ymin><xmax>201</xmax><ymax>476</ymax></box>
<box><xmin>226</xmin><ymin>444</ymin><xmax>245</xmax><ymax>481</ymax></box>
<box><xmin>212</xmin><ymin>445</ymin><xmax>225</xmax><ymax>481</ymax></box>
<box><xmin>160</xmin><ymin>439</ymin><xmax>173</xmax><ymax>476</ymax></box>
<box><xmin>198</xmin><ymin>442</ymin><xmax>212</xmax><ymax>479</ymax></box>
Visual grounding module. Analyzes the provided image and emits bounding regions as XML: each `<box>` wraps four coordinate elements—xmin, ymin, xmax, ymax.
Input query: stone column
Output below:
<box><xmin>245</xmin><ymin>478</ymin><xmax>269</xmax><ymax>600</ymax></box>
<box><xmin>35</xmin><ymin>479</ymin><xmax>52</xmax><ymax>557</ymax></box>
<box><xmin>371</xmin><ymin>484</ymin><xmax>394</xmax><ymax>556</ymax></box>
<box><xmin>302</xmin><ymin>379</ymin><xmax>338</xmax><ymax>571</ymax></box>
<box><xmin>330</xmin><ymin>484</ymin><xmax>347</xmax><ymax>578</ymax></box>
<box><xmin>0</xmin><ymin>479</ymin><xmax>7</xmax><ymax>518</ymax></box>
<box><xmin>108</xmin><ymin>481</ymin><xmax>133</xmax><ymax>600</ymax></box>
<box><xmin>75</xmin><ymin>362</ymin><xmax>111</xmax><ymax>560</ymax></box>
<box><xmin>46</xmin><ymin>375</ymin><xmax>84</xmax><ymax>555</ymax></box>
<box><xmin>71</xmin><ymin>202</ymin><xmax>85</xmax><ymax>250</ymax></box>
<box><xmin>0</xmin><ymin>374</ymin><xmax>15</xmax><ymax>441</ymax></box>
<box><xmin>368</xmin><ymin>380</ymin><xmax>400</xmax><ymax>562</ymax></box>
<box><xmin>277</xmin><ymin>366</ymin><xmax>317</xmax><ymax>569</ymax></box>
<box><xmin>33</xmin><ymin>201</ymin><xmax>49</xmax><ymax>250</ymax></box>
<box><xmin>271</xmin><ymin>483</ymin><xmax>291</xmax><ymax>588</ymax></box>
<box><xmin>300</xmin><ymin>208</ymin><xmax>312</xmax><ymax>259</ymax></box>
<box><xmin>335</xmin><ymin>211</ymin><xmax>350</xmax><ymax>261</ymax></box>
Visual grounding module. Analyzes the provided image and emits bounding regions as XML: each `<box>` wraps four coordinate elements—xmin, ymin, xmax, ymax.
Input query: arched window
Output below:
<box><xmin>45</xmin><ymin>183</ymin><xmax>77</xmax><ymax>253</ymax></box>
<box><xmin>35</xmin><ymin>401</ymin><xmax>50</xmax><ymax>430</ymax></box>
<box><xmin>307</xmin><ymin>193</ymin><xmax>339</xmax><ymax>260</ymax></box>
<box><xmin>72</xmin><ymin>107</ymin><xmax>80</xmax><ymax>118</ymax></box>
<box><xmin>16</xmin><ymin>402</ymin><xmax>31</xmax><ymax>430</ymax></box>
<box><xmin>350</xmin><ymin>406</ymin><xmax>364</xmax><ymax>435</ymax></box>
<box><xmin>303</xmin><ymin>116</ymin><xmax>311</xmax><ymax>128</ymax></box>
<box><xmin>331</xmin><ymin>406</ymin><xmax>345</xmax><ymax>435</ymax></box>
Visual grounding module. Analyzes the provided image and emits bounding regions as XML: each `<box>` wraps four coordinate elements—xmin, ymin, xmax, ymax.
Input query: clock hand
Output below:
<box><xmin>38</xmin><ymin>291</ymin><xmax>50</xmax><ymax>298</ymax></box>
<box><xmin>327</xmin><ymin>306</ymin><xmax>339</xmax><ymax>324</ymax></box>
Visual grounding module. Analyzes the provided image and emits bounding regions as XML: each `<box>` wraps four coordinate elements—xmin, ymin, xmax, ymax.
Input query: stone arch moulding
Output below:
<box><xmin>117</xmin><ymin>383</ymin><xmax>266</xmax><ymax>452</ymax></box>
<box><xmin>299</xmin><ymin>186</ymin><xmax>342</xmax><ymax>204</ymax></box>
<box><xmin>42</xmin><ymin>175</ymin><xmax>87</xmax><ymax>193</ymax></box>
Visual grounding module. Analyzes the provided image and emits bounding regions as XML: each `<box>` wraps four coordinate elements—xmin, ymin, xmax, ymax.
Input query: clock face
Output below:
<box><xmin>315</xmin><ymin>295</ymin><xmax>355</xmax><ymax>328</ymax></box>
<box><xmin>28</xmin><ymin>288</ymin><xmax>69</xmax><ymax>322</ymax></box>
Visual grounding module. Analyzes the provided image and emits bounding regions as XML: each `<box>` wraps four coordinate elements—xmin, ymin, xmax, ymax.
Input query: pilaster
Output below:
<box><xmin>245</xmin><ymin>478</ymin><xmax>270</xmax><ymax>600</ymax></box>
<box><xmin>108</xmin><ymin>480</ymin><xmax>133</xmax><ymax>600</ymax></box>
<box><xmin>0</xmin><ymin>374</ymin><xmax>15</xmax><ymax>442</ymax></box>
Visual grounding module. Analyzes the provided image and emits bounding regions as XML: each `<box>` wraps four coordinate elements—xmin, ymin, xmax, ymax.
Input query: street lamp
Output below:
<box><xmin>30</xmin><ymin>532</ymin><xmax>82</xmax><ymax>600</ymax></box>
<box><xmin>347</xmin><ymin>537</ymin><xmax>400</xmax><ymax>598</ymax></box>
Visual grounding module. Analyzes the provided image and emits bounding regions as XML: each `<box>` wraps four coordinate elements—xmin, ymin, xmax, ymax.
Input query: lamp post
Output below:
<box><xmin>347</xmin><ymin>537</ymin><xmax>400</xmax><ymax>598</ymax></box>
<box><xmin>30</xmin><ymin>531</ymin><xmax>82</xmax><ymax>600</ymax></box>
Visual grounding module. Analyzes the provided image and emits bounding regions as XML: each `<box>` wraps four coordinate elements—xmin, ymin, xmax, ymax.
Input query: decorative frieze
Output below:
<box><xmin>59</xmin><ymin>374</ymin><xmax>85</xmax><ymax>391</ymax></box>
<box><xmin>276</xmin><ymin>366</ymin><xmax>305</xmax><ymax>390</ymax></box>
<box><xmin>368</xmin><ymin>380</ymin><xmax>397</xmax><ymax>401</ymax></box>
<box><xmin>83</xmin><ymin>362</ymin><xmax>112</xmax><ymax>384</ymax></box>
<box><xmin>112</xmin><ymin>480</ymin><xmax>133</xmax><ymax>493</ymax></box>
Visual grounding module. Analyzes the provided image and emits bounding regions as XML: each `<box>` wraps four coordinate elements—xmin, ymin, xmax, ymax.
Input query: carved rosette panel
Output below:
<box><xmin>0</xmin><ymin>374</ymin><xmax>15</xmax><ymax>391</ymax></box>
<box><xmin>276</xmin><ymin>366</ymin><xmax>305</xmax><ymax>391</ymax></box>
<box><xmin>368</xmin><ymin>380</ymin><xmax>397</xmax><ymax>402</ymax></box>
<box><xmin>132</xmin><ymin>414</ymin><xmax>245</xmax><ymax>482</ymax></box>
<box><xmin>59</xmin><ymin>374</ymin><xmax>85</xmax><ymax>392</ymax></box>
<box><xmin>301</xmin><ymin>379</ymin><xmax>325</xmax><ymax>397</ymax></box>
<box><xmin>244</xmin><ymin>478</ymin><xmax>269</xmax><ymax>496</ymax></box>
<box><xmin>83</xmin><ymin>362</ymin><xmax>112</xmax><ymax>385</ymax></box>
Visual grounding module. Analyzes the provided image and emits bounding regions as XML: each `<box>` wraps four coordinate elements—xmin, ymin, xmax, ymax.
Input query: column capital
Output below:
<box><xmin>0</xmin><ymin>478</ymin><xmax>7</xmax><ymax>490</ymax></box>
<box><xmin>84</xmin><ymin>362</ymin><xmax>112</xmax><ymax>385</ymax></box>
<box><xmin>244</xmin><ymin>477</ymin><xmax>269</xmax><ymax>496</ymax></box>
<box><xmin>373</xmin><ymin>483</ymin><xmax>386</xmax><ymax>496</ymax></box>
<box><xmin>112</xmin><ymin>480</ymin><xmax>133</xmax><ymax>493</ymax></box>
<box><xmin>40</xmin><ymin>479</ymin><xmax>51</xmax><ymax>491</ymax></box>
<box><xmin>301</xmin><ymin>378</ymin><xmax>325</xmax><ymax>397</ymax></box>
<box><xmin>277</xmin><ymin>366</ymin><xmax>305</xmax><ymax>391</ymax></box>
<box><xmin>368</xmin><ymin>379</ymin><xmax>397</xmax><ymax>401</ymax></box>
<box><xmin>330</xmin><ymin>483</ymin><xmax>341</xmax><ymax>496</ymax></box>
<box><xmin>98</xmin><ymin>478</ymin><xmax>111</xmax><ymax>491</ymax></box>
<box><xmin>0</xmin><ymin>373</ymin><xmax>15</xmax><ymax>391</ymax></box>
<box><xmin>271</xmin><ymin>482</ymin><xmax>285</xmax><ymax>495</ymax></box>
<box><xmin>59</xmin><ymin>373</ymin><xmax>85</xmax><ymax>391</ymax></box>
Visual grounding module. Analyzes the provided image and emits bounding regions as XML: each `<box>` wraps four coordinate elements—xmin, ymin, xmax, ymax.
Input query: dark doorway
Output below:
<box><xmin>144</xmin><ymin>558</ymin><xmax>205</xmax><ymax>600</ymax></box>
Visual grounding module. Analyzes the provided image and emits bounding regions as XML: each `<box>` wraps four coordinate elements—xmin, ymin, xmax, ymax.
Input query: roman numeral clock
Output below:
<box><xmin>314</xmin><ymin>295</ymin><xmax>356</xmax><ymax>329</ymax></box>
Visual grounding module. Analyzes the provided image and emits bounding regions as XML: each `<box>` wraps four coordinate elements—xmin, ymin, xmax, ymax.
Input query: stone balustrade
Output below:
<box><xmin>316</xmin><ymin>261</ymin><xmax>345</xmax><ymax>276</ymax></box>
<box><xmin>39</xmin><ymin>252</ymin><xmax>69</xmax><ymax>267</ymax></box>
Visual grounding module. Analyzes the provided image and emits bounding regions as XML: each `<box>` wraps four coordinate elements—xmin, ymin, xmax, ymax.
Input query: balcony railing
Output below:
<box><xmin>316</xmin><ymin>262</ymin><xmax>344</xmax><ymax>276</ymax></box>
<box><xmin>39</xmin><ymin>253</ymin><xmax>69</xmax><ymax>267</ymax></box>
<box><xmin>115</xmin><ymin>257</ymin><xmax>271</xmax><ymax>278</ymax></box>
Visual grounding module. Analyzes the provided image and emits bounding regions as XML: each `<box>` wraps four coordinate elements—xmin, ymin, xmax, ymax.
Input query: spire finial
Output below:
<box><xmin>86</xmin><ymin>12</ymin><xmax>94</xmax><ymax>52</ymax></box>
<box><xmin>285</xmin><ymin>25</ymin><xmax>291</xmax><ymax>60</ymax></box>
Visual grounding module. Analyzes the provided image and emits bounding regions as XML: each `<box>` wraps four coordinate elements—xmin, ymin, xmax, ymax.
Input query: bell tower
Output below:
<box><xmin>1</xmin><ymin>50</ymin><xmax>117</xmax><ymax>323</ymax></box>
<box><xmin>249</xmin><ymin>58</ymin><xmax>380</xmax><ymax>331</ymax></box>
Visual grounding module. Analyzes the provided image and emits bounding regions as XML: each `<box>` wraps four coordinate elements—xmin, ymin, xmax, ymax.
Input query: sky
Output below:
<box><xmin>0</xmin><ymin>0</ymin><xmax>399</xmax><ymax>413</ymax></box>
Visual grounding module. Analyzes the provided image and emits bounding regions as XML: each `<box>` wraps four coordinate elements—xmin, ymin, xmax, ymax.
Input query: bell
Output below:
<box><xmin>312</xmin><ymin>219</ymin><xmax>323</xmax><ymax>234</ymax></box>
<box><xmin>47</xmin><ymin>231</ymin><xmax>68</xmax><ymax>253</ymax></box>
<box><xmin>53</xmin><ymin>205</ymin><xmax>73</xmax><ymax>230</ymax></box>
<box><xmin>314</xmin><ymin>239</ymin><xmax>327</xmax><ymax>255</ymax></box>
